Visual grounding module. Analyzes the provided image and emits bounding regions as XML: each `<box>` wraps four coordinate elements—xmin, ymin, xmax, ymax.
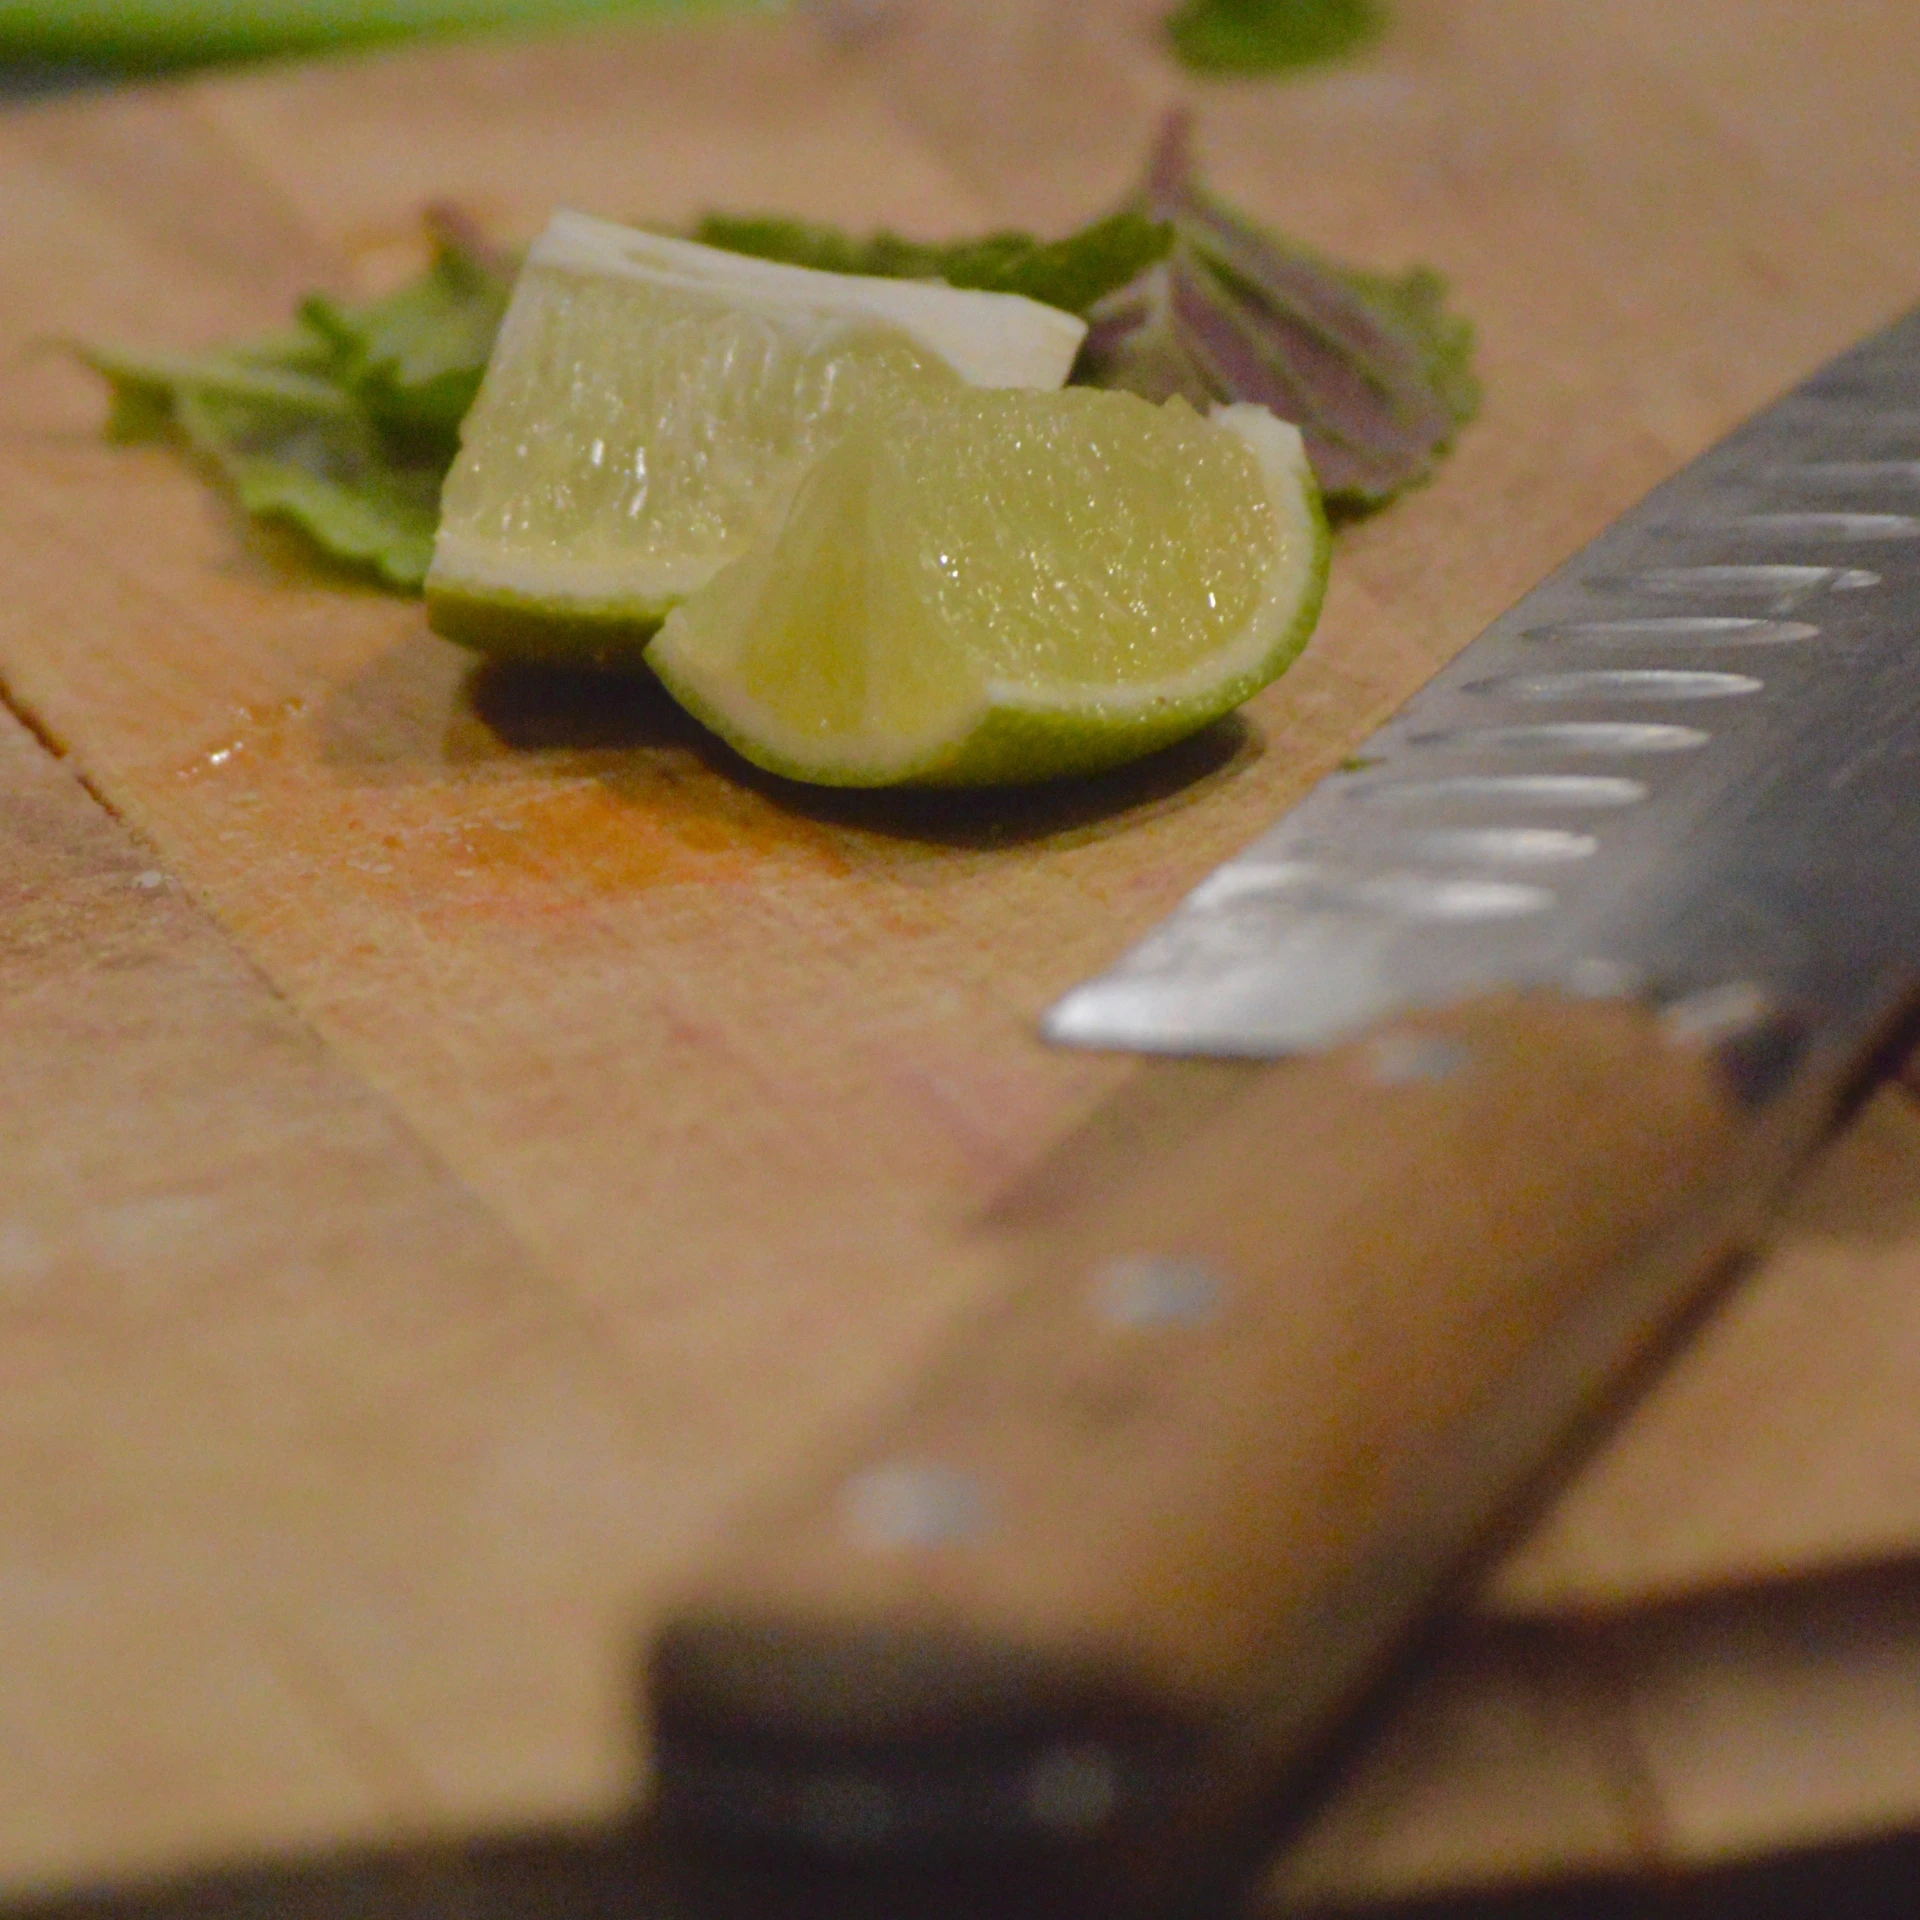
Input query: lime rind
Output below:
<box><xmin>422</xmin><ymin>578</ymin><xmax>675</xmax><ymax>670</ymax></box>
<box><xmin>647</xmin><ymin>402</ymin><xmax>1329</xmax><ymax>788</ymax></box>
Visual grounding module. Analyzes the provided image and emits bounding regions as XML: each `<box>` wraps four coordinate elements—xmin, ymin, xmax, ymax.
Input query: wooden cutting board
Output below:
<box><xmin>4</xmin><ymin>1</ymin><xmax>1920</xmax><ymax>1907</ymax></box>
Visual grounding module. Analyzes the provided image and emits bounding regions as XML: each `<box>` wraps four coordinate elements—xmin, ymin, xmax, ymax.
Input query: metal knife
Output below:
<box><xmin>647</xmin><ymin>309</ymin><xmax>1920</xmax><ymax>1899</ymax></box>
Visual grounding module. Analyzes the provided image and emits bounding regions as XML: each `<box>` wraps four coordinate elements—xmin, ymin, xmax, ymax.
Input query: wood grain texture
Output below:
<box><xmin>1</xmin><ymin>0</ymin><xmax>1919</xmax><ymax>1903</ymax></box>
<box><xmin>1491</xmin><ymin>1085</ymin><xmax>1920</xmax><ymax>1615</ymax></box>
<box><xmin>0</xmin><ymin>700</ymin><xmax>675</xmax><ymax>1889</ymax></box>
<box><xmin>1272</xmin><ymin>1562</ymin><xmax>1920</xmax><ymax>1912</ymax></box>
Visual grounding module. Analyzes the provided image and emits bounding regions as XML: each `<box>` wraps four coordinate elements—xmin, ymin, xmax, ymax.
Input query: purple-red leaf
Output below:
<box><xmin>1079</xmin><ymin>111</ymin><xmax>1479</xmax><ymax>510</ymax></box>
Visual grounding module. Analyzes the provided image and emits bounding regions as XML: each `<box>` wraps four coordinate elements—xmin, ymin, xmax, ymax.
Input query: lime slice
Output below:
<box><xmin>425</xmin><ymin>212</ymin><xmax>1087</xmax><ymax>667</ymax></box>
<box><xmin>647</xmin><ymin>389</ymin><xmax>1329</xmax><ymax>787</ymax></box>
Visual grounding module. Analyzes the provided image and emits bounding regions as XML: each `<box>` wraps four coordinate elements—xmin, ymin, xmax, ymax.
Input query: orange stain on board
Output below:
<box><xmin>436</xmin><ymin>771</ymin><xmax>854</xmax><ymax>901</ymax></box>
<box><xmin>178</xmin><ymin>689</ymin><xmax>853</xmax><ymax>907</ymax></box>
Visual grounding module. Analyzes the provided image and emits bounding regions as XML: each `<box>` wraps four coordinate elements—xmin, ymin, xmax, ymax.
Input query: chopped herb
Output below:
<box><xmin>1165</xmin><ymin>0</ymin><xmax>1385</xmax><ymax>74</ymax></box>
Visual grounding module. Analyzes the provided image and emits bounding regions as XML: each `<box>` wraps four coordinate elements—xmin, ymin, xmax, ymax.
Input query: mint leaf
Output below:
<box><xmin>79</xmin><ymin>341</ymin><xmax>442</xmax><ymax>589</ymax></box>
<box><xmin>688</xmin><ymin>213</ymin><xmax>921</xmax><ymax>279</ymax></box>
<box><xmin>298</xmin><ymin>207</ymin><xmax>511</xmax><ymax>446</ymax></box>
<box><xmin>1077</xmin><ymin>112</ymin><xmax>1476</xmax><ymax>510</ymax></box>
<box><xmin>945</xmin><ymin>212</ymin><xmax>1175</xmax><ymax>316</ymax></box>
<box><xmin>173</xmin><ymin>380</ymin><xmax>443</xmax><ymax>591</ymax></box>
<box><xmin>1338</xmin><ymin>260</ymin><xmax>1481</xmax><ymax>431</ymax></box>
<box><xmin>73</xmin><ymin>212</ymin><xmax>507</xmax><ymax>591</ymax></box>
<box><xmin>78</xmin><ymin>339</ymin><xmax>351</xmax><ymax>428</ymax></box>
<box><xmin>227</xmin><ymin>457</ymin><xmax>440</xmax><ymax>590</ymax></box>
<box><xmin>691</xmin><ymin>209</ymin><xmax>1171</xmax><ymax>319</ymax></box>
<box><xmin>1165</xmin><ymin>0</ymin><xmax>1384</xmax><ymax>73</ymax></box>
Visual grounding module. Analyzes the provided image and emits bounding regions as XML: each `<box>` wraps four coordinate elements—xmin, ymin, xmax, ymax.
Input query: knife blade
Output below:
<box><xmin>645</xmin><ymin>308</ymin><xmax>1920</xmax><ymax>1902</ymax></box>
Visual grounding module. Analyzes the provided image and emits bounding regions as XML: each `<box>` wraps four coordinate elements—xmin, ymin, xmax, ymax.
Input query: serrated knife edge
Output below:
<box><xmin>1049</xmin><ymin>308</ymin><xmax>1920</xmax><ymax>1056</ymax></box>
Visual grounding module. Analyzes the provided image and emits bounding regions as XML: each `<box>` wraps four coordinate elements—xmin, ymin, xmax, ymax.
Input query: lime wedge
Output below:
<box><xmin>647</xmin><ymin>389</ymin><xmax>1329</xmax><ymax>786</ymax></box>
<box><xmin>425</xmin><ymin>211</ymin><xmax>1087</xmax><ymax>666</ymax></box>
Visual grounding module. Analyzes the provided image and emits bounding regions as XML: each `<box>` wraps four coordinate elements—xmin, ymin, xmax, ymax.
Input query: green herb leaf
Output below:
<box><xmin>170</xmin><ymin>377</ymin><xmax>444</xmax><ymax>590</ymax></box>
<box><xmin>953</xmin><ymin>212</ymin><xmax>1177</xmax><ymax>316</ymax></box>
<box><xmin>1165</xmin><ymin>0</ymin><xmax>1385</xmax><ymax>74</ymax></box>
<box><xmin>78</xmin><ymin>338</ymin><xmax>351</xmax><ymax>431</ymax></box>
<box><xmin>691</xmin><ymin>208</ymin><xmax>1172</xmax><ymax>319</ymax></box>
<box><xmin>74</xmin><ymin>210</ymin><xmax>509</xmax><ymax>590</ymax></box>
<box><xmin>686</xmin><ymin>212</ymin><xmax>921</xmax><ymax>279</ymax></box>
<box><xmin>1339</xmin><ymin>259</ymin><xmax>1481</xmax><ymax>432</ymax></box>
<box><xmin>227</xmin><ymin>456</ymin><xmax>441</xmax><ymax>590</ymax></box>
<box><xmin>298</xmin><ymin>205</ymin><xmax>512</xmax><ymax>446</ymax></box>
<box><xmin>1077</xmin><ymin>112</ymin><xmax>1476</xmax><ymax>510</ymax></box>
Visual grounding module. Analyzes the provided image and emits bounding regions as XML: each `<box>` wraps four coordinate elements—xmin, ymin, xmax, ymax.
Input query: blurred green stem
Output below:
<box><xmin>1165</xmin><ymin>0</ymin><xmax>1384</xmax><ymax>74</ymax></box>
